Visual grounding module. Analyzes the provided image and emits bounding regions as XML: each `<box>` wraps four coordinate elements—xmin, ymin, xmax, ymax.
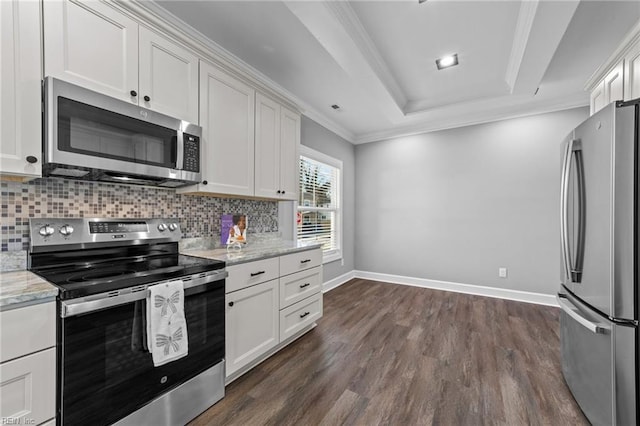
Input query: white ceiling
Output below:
<box><xmin>152</xmin><ymin>0</ymin><xmax>640</xmax><ymax>144</ymax></box>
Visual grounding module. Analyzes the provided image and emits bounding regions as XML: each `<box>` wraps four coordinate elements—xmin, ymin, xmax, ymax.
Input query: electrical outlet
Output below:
<box><xmin>498</xmin><ymin>267</ymin><xmax>508</xmax><ymax>278</ymax></box>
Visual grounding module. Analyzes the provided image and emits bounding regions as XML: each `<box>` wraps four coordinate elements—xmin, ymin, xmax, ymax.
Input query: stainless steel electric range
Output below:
<box><xmin>28</xmin><ymin>218</ymin><xmax>226</xmax><ymax>426</ymax></box>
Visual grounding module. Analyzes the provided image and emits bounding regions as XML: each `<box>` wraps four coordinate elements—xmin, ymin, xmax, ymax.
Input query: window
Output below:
<box><xmin>297</xmin><ymin>146</ymin><xmax>342</xmax><ymax>263</ymax></box>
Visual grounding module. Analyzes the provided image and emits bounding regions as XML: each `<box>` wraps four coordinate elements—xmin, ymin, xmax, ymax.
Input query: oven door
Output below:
<box><xmin>58</xmin><ymin>276</ymin><xmax>224</xmax><ymax>426</ymax></box>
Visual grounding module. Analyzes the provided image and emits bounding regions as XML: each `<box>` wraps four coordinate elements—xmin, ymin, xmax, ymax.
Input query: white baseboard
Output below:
<box><xmin>343</xmin><ymin>270</ymin><xmax>559</xmax><ymax>307</ymax></box>
<box><xmin>322</xmin><ymin>270</ymin><xmax>356</xmax><ymax>293</ymax></box>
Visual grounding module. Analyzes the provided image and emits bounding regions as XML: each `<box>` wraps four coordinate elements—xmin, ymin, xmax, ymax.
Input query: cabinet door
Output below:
<box><xmin>197</xmin><ymin>61</ymin><xmax>255</xmax><ymax>196</ymax></box>
<box><xmin>0</xmin><ymin>348</ymin><xmax>56</xmax><ymax>426</ymax></box>
<box><xmin>604</xmin><ymin>61</ymin><xmax>624</xmax><ymax>105</ymax></box>
<box><xmin>624</xmin><ymin>40</ymin><xmax>640</xmax><ymax>101</ymax></box>
<box><xmin>255</xmin><ymin>93</ymin><xmax>281</xmax><ymax>198</ymax></box>
<box><xmin>43</xmin><ymin>0</ymin><xmax>138</xmax><ymax>103</ymax></box>
<box><xmin>0</xmin><ymin>0</ymin><xmax>42</xmax><ymax>178</ymax></box>
<box><xmin>590</xmin><ymin>81</ymin><xmax>606</xmax><ymax>115</ymax></box>
<box><xmin>279</xmin><ymin>107</ymin><xmax>300</xmax><ymax>200</ymax></box>
<box><xmin>225</xmin><ymin>280</ymin><xmax>279</xmax><ymax>377</ymax></box>
<box><xmin>138</xmin><ymin>27</ymin><xmax>199</xmax><ymax>124</ymax></box>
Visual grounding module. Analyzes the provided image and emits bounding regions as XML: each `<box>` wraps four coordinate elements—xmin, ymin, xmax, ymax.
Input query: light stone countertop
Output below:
<box><xmin>0</xmin><ymin>270</ymin><xmax>58</xmax><ymax>310</ymax></box>
<box><xmin>182</xmin><ymin>240</ymin><xmax>322</xmax><ymax>266</ymax></box>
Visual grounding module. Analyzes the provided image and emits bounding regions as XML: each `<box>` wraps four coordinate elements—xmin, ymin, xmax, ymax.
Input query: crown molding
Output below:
<box><xmin>505</xmin><ymin>0</ymin><xmax>539</xmax><ymax>93</ymax></box>
<box><xmin>584</xmin><ymin>19</ymin><xmax>640</xmax><ymax>91</ymax></box>
<box><xmin>354</xmin><ymin>92</ymin><xmax>588</xmax><ymax>144</ymax></box>
<box><xmin>324</xmin><ymin>1</ymin><xmax>407</xmax><ymax>110</ymax></box>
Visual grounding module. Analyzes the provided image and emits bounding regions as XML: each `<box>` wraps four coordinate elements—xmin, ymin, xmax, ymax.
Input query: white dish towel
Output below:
<box><xmin>146</xmin><ymin>280</ymin><xmax>189</xmax><ymax>367</ymax></box>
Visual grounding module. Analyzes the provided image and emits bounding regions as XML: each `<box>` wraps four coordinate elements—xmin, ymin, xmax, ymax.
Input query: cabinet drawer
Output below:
<box><xmin>0</xmin><ymin>302</ymin><xmax>56</xmax><ymax>363</ymax></box>
<box><xmin>0</xmin><ymin>347</ymin><xmax>56</xmax><ymax>425</ymax></box>
<box><xmin>280</xmin><ymin>249</ymin><xmax>322</xmax><ymax>277</ymax></box>
<box><xmin>226</xmin><ymin>257</ymin><xmax>279</xmax><ymax>293</ymax></box>
<box><xmin>280</xmin><ymin>266</ymin><xmax>322</xmax><ymax>309</ymax></box>
<box><xmin>279</xmin><ymin>293</ymin><xmax>323</xmax><ymax>342</ymax></box>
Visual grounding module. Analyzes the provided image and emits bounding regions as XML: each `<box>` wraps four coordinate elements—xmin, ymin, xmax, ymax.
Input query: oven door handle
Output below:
<box><xmin>60</xmin><ymin>270</ymin><xmax>228</xmax><ymax>318</ymax></box>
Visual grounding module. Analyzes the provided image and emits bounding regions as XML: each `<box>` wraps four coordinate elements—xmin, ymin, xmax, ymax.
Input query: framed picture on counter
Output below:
<box><xmin>221</xmin><ymin>214</ymin><xmax>248</xmax><ymax>245</ymax></box>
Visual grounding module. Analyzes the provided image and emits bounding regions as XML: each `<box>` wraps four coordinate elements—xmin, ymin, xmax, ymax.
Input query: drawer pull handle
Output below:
<box><xmin>300</xmin><ymin>259</ymin><xmax>311</xmax><ymax>264</ymax></box>
<box><xmin>250</xmin><ymin>271</ymin><xmax>265</xmax><ymax>277</ymax></box>
<box><xmin>228</xmin><ymin>301</ymin><xmax>234</xmax><ymax>307</ymax></box>
<box><xmin>299</xmin><ymin>311</ymin><xmax>310</xmax><ymax>319</ymax></box>
<box><xmin>299</xmin><ymin>283</ymin><xmax>310</xmax><ymax>288</ymax></box>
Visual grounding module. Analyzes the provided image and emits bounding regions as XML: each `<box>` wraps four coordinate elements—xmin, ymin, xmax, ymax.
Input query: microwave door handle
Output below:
<box><xmin>560</xmin><ymin>138</ymin><xmax>574</xmax><ymax>283</ymax></box>
<box><xmin>175</xmin><ymin>131</ymin><xmax>184</xmax><ymax>170</ymax></box>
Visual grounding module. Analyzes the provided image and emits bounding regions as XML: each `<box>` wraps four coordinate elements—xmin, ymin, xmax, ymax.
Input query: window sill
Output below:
<box><xmin>323</xmin><ymin>251</ymin><xmax>342</xmax><ymax>265</ymax></box>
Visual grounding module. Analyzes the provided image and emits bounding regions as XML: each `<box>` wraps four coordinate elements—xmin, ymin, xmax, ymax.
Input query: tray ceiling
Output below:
<box><xmin>154</xmin><ymin>0</ymin><xmax>640</xmax><ymax>144</ymax></box>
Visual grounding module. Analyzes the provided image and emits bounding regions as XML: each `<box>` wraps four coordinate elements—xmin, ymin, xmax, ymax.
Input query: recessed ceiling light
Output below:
<box><xmin>436</xmin><ymin>54</ymin><xmax>459</xmax><ymax>70</ymax></box>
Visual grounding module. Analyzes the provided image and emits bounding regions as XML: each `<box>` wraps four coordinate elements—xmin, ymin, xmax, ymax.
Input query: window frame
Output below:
<box><xmin>296</xmin><ymin>145</ymin><xmax>343</xmax><ymax>264</ymax></box>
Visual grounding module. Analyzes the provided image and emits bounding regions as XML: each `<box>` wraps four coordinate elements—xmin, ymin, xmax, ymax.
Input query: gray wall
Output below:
<box><xmin>301</xmin><ymin>116</ymin><xmax>355</xmax><ymax>282</ymax></box>
<box><xmin>355</xmin><ymin>107</ymin><xmax>589</xmax><ymax>295</ymax></box>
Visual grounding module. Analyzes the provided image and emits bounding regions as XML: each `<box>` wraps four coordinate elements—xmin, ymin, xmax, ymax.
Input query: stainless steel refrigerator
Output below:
<box><xmin>558</xmin><ymin>98</ymin><xmax>639</xmax><ymax>425</ymax></box>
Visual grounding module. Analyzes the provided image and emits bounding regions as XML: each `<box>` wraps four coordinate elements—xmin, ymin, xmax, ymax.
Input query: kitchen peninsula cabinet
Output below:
<box><xmin>43</xmin><ymin>0</ymin><xmax>199</xmax><ymax>123</ymax></box>
<box><xmin>0</xmin><ymin>302</ymin><xmax>56</xmax><ymax>426</ymax></box>
<box><xmin>0</xmin><ymin>0</ymin><xmax>42</xmax><ymax>179</ymax></box>
<box><xmin>255</xmin><ymin>93</ymin><xmax>300</xmax><ymax>201</ymax></box>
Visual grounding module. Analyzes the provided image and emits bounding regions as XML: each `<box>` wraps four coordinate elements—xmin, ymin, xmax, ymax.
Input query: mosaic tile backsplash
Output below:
<box><xmin>1</xmin><ymin>178</ymin><xmax>278</xmax><ymax>252</ymax></box>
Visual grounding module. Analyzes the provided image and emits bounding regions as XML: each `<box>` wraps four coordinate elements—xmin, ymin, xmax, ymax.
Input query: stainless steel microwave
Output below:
<box><xmin>44</xmin><ymin>77</ymin><xmax>202</xmax><ymax>187</ymax></box>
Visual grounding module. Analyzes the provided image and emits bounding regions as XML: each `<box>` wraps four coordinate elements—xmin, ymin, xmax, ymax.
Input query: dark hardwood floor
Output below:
<box><xmin>190</xmin><ymin>279</ymin><xmax>589</xmax><ymax>426</ymax></box>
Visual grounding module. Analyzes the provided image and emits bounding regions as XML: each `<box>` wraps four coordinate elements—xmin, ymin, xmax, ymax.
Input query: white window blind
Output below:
<box><xmin>297</xmin><ymin>147</ymin><xmax>341</xmax><ymax>262</ymax></box>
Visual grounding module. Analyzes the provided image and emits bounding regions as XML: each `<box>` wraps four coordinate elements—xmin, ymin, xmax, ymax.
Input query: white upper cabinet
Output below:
<box><xmin>279</xmin><ymin>107</ymin><xmax>300</xmax><ymax>200</ymax></box>
<box><xmin>255</xmin><ymin>93</ymin><xmax>282</xmax><ymax>198</ymax></box>
<box><xmin>0</xmin><ymin>0</ymin><xmax>42</xmax><ymax>179</ymax></box>
<box><xmin>255</xmin><ymin>93</ymin><xmax>300</xmax><ymax>200</ymax></box>
<box><xmin>138</xmin><ymin>27</ymin><xmax>199</xmax><ymax>123</ymax></box>
<box><xmin>588</xmin><ymin>23</ymin><xmax>640</xmax><ymax>115</ymax></box>
<box><xmin>43</xmin><ymin>0</ymin><xmax>138</xmax><ymax>103</ymax></box>
<box><xmin>43</xmin><ymin>0</ymin><xmax>198</xmax><ymax>123</ymax></box>
<box><xmin>189</xmin><ymin>60</ymin><xmax>255</xmax><ymax>196</ymax></box>
<box><xmin>624</xmin><ymin>40</ymin><xmax>640</xmax><ymax>101</ymax></box>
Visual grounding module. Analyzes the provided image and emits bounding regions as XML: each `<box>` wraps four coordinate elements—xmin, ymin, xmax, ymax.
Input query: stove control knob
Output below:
<box><xmin>157</xmin><ymin>223</ymin><xmax>167</xmax><ymax>232</ymax></box>
<box><xmin>60</xmin><ymin>225</ymin><xmax>74</xmax><ymax>236</ymax></box>
<box><xmin>39</xmin><ymin>225</ymin><xmax>55</xmax><ymax>237</ymax></box>
<box><xmin>168</xmin><ymin>223</ymin><xmax>178</xmax><ymax>232</ymax></box>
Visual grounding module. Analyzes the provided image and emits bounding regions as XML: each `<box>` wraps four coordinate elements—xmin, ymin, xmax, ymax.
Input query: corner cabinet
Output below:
<box><xmin>0</xmin><ymin>0</ymin><xmax>42</xmax><ymax>179</ymax></box>
<box><xmin>43</xmin><ymin>0</ymin><xmax>199</xmax><ymax>123</ymax></box>
<box><xmin>225</xmin><ymin>248</ymin><xmax>323</xmax><ymax>382</ymax></box>
<box><xmin>0</xmin><ymin>302</ymin><xmax>56</xmax><ymax>425</ymax></box>
<box><xmin>255</xmin><ymin>93</ymin><xmax>300</xmax><ymax>201</ymax></box>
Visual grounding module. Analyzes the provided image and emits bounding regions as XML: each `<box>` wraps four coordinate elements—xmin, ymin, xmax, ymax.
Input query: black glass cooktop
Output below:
<box><xmin>30</xmin><ymin>243</ymin><xmax>224</xmax><ymax>300</ymax></box>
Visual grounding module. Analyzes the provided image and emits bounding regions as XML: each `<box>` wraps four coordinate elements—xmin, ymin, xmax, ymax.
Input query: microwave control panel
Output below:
<box><xmin>183</xmin><ymin>134</ymin><xmax>200</xmax><ymax>172</ymax></box>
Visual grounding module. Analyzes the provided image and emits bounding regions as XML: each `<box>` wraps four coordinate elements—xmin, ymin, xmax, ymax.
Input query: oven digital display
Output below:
<box><xmin>89</xmin><ymin>222</ymin><xmax>148</xmax><ymax>234</ymax></box>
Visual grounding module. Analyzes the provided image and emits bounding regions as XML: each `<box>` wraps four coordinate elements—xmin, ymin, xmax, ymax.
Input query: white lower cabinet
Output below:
<box><xmin>280</xmin><ymin>293</ymin><xmax>323</xmax><ymax>342</ymax></box>
<box><xmin>225</xmin><ymin>279</ymin><xmax>279</xmax><ymax>377</ymax></box>
<box><xmin>224</xmin><ymin>248</ymin><xmax>323</xmax><ymax>381</ymax></box>
<box><xmin>0</xmin><ymin>348</ymin><xmax>56</xmax><ymax>426</ymax></box>
<box><xmin>0</xmin><ymin>302</ymin><xmax>56</xmax><ymax>426</ymax></box>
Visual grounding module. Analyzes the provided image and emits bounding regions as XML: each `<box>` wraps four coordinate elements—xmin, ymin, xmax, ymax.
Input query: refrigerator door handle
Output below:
<box><xmin>572</xmin><ymin>141</ymin><xmax>586</xmax><ymax>283</ymax></box>
<box><xmin>560</xmin><ymin>139</ymin><xmax>586</xmax><ymax>284</ymax></box>
<box><xmin>560</xmin><ymin>139</ymin><xmax>574</xmax><ymax>282</ymax></box>
<box><xmin>557</xmin><ymin>296</ymin><xmax>609</xmax><ymax>334</ymax></box>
